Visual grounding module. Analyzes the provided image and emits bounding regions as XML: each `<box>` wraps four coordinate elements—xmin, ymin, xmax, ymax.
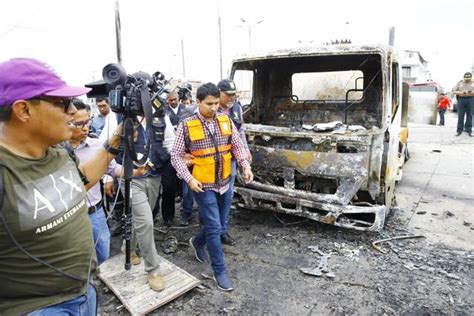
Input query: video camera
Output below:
<box><xmin>86</xmin><ymin>63</ymin><xmax>170</xmax><ymax>118</ymax></box>
<box><xmin>177</xmin><ymin>82</ymin><xmax>192</xmax><ymax>101</ymax></box>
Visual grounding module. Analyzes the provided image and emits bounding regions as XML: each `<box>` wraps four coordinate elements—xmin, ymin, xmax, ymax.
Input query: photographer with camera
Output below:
<box><xmin>96</xmin><ymin>64</ymin><xmax>176</xmax><ymax>292</ymax></box>
<box><xmin>119</xmin><ymin>113</ymin><xmax>175</xmax><ymax>291</ymax></box>
<box><xmin>0</xmin><ymin>58</ymin><xmax>122</xmax><ymax>314</ymax></box>
<box><xmin>171</xmin><ymin>83</ymin><xmax>253</xmax><ymax>291</ymax></box>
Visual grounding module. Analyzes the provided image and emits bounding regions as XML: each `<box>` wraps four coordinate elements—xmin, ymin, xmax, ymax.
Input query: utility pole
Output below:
<box><xmin>181</xmin><ymin>38</ymin><xmax>186</xmax><ymax>78</ymax></box>
<box><xmin>388</xmin><ymin>26</ymin><xmax>395</xmax><ymax>47</ymax></box>
<box><xmin>114</xmin><ymin>0</ymin><xmax>122</xmax><ymax>64</ymax></box>
<box><xmin>217</xmin><ymin>0</ymin><xmax>223</xmax><ymax>79</ymax></box>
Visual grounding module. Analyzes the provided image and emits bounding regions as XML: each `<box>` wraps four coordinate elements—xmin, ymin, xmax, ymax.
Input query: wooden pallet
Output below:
<box><xmin>98</xmin><ymin>253</ymin><xmax>200</xmax><ymax>315</ymax></box>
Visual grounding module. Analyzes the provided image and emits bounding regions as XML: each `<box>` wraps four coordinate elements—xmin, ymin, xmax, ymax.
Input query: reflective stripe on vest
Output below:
<box><xmin>191</xmin><ymin>144</ymin><xmax>231</xmax><ymax>157</ymax></box>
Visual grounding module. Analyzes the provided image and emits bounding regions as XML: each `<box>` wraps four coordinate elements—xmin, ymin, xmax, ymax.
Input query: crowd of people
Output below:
<box><xmin>0</xmin><ymin>58</ymin><xmax>252</xmax><ymax>314</ymax></box>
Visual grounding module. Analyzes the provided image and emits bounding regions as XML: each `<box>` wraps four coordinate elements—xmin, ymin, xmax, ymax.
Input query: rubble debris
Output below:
<box><xmin>273</xmin><ymin>214</ymin><xmax>308</xmax><ymax>226</ymax></box>
<box><xmin>372</xmin><ymin>235</ymin><xmax>425</xmax><ymax>254</ymax></box>
<box><xmin>443</xmin><ymin>211</ymin><xmax>455</xmax><ymax>218</ymax></box>
<box><xmin>446</xmin><ymin>273</ymin><xmax>461</xmax><ymax>281</ymax></box>
<box><xmin>300</xmin><ymin>246</ymin><xmax>335</xmax><ymax>278</ymax></box>
<box><xmin>333</xmin><ymin>242</ymin><xmax>362</xmax><ymax>261</ymax></box>
<box><xmin>115</xmin><ymin>305</ymin><xmax>125</xmax><ymax>312</ymax></box>
<box><xmin>154</xmin><ymin>224</ymin><xmax>200</xmax><ymax>235</ymax></box>
<box><xmin>162</xmin><ymin>236</ymin><xmax>179</xmax><ymax>254</ymax></box>
<box><xmin>448</xmin><ymin>293</ymin><xmax>455</xmax><ymax>305</ymax></box>
<box><xmin>403</xmin><ymin>262</ymin><xmax>418</xmax><ymax>271</ymax></box>
<box><xmin>302</xmin><ymin>121</ymin><xmax>343</xmax><ymax>132</ymax></box>
<box><xmin>302</xmin><ymin>121</ymin><xmax>367</xmax><ymax>133</ymax></box>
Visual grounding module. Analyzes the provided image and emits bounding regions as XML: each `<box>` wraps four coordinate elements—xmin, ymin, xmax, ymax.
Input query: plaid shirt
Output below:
<box><xmin>171</xmin><ymin>112</ymin><xmax>250</xmax><ymax>194</ymax></box>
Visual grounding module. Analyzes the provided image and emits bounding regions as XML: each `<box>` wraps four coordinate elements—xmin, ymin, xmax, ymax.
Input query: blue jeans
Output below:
<box><xmin>89</xmin><ymin>206</ymin><xmax>110</xmax><ymax>265</ymax></box>
<box><xmin>221</xmin><ymin>160</ymin><xmax>237</xmax><ymax>234</ymax></box>
<box><xmin>181</xmin><ymin>180</ymin><xmax>194</xmax><ymax>220</ymax></box>
<box><xmin>29</xmin><ymin>284</ymin><xmax>97</xmax><ymax>315</ymax></box>
<box><xmin>438</xmin><ymin>109</ymin><xmax>446</xmax><ymax>125</ymax></box>
<box><xmin>193</xmin><ymin>188</ymin><xmax>233</xmax><ymax>275</ymax></box>
<box><xmin>457</xmin><ymin>96</ymin><xmax>473</xmax><ymax>133</ymax></box>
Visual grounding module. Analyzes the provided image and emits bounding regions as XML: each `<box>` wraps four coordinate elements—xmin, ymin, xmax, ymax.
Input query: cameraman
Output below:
<box><xmin>0</xmin><ymin>58</ymin><xmax>121</xmax><ymax>314</ymax></box>
<box><xmin>119</xmin><ymin>104</ymin><xmax>175</xmax><ymax>291</ymax></box>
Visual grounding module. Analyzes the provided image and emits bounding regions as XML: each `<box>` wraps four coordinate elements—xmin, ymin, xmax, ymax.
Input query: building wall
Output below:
<box><xmin>400</xmin><ymin>50</ymin><xmax>431</xmax><ymax>83</ymax></box>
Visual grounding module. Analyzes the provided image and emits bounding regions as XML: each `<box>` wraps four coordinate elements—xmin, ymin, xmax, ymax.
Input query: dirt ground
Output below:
<box><xmin>97</xmin><ymin>206</ymin><xmax>473</xmax><ymax>315</ymax></box>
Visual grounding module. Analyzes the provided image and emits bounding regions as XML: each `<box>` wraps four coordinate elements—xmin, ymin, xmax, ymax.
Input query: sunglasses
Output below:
<box><xmin>72</xmin><ymin>119</ymin><xmax>93</xmax><ymax>129</ymax></box>
<box><xmin>30</xmin><ymin>96</ymin><xmax>74</xmax><ymax>113</ymax></box>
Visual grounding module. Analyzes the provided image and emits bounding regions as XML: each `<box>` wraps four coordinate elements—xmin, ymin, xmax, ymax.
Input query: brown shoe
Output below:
<box><xmin>131</xmin><ymin>252</ymin><xmax>141</xmax><ymax>265</ymax></box>
<box><xmin>148</xmin><ymin>272</ymin><xmax>165</xmax><ymax>291</ymax></box>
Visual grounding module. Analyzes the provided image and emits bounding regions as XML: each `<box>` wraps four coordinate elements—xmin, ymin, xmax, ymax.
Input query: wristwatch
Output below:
<box><xmin>103</xmin><ymin>140</ymin><xmax>120</xmax><ymax>156</ymax></box>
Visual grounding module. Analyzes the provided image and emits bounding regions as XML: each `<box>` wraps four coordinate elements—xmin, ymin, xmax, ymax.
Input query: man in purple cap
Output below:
<box><xmin>0</xmin><ymin>58</ymin><xmax>122</xmax><ymax>315</ymax></box>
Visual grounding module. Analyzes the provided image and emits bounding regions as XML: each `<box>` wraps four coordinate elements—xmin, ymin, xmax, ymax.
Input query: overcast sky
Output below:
<box><xmin>1</xmin><ymin>0</ymin><xmax>472</xmax><ymax>90</ymax></box>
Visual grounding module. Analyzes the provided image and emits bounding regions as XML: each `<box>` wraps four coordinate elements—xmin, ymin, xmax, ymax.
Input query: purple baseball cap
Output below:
<box><xmin>0</xmin><ymin>58</ymin><xmax>91</xmax><ymax>107</ymax></box>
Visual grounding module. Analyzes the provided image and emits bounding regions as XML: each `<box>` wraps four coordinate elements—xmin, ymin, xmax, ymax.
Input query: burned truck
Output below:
<box><xmin>231</xmin><ymin>44</ymin><xmax>409</xmax><ymax>231</ymax></box>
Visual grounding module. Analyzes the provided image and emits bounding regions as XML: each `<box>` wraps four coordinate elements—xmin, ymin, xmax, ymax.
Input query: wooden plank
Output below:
<box><xmin>98</xmin><ymin>253</ymin><xmax>200</xmax><ymax>315</ymax></box>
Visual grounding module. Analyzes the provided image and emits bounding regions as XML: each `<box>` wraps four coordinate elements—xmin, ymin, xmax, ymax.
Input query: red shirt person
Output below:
<box><xmin>437</xmin><ymin>93</ymin><xmax>451</xmax><ymax>126</ymax></box>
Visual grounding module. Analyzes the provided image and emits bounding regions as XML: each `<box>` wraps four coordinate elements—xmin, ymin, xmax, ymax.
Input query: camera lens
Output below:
<box><xmin>103</xmin><ymin>63</ymin><xmax>127</xmax><ymax>86</ymax></box>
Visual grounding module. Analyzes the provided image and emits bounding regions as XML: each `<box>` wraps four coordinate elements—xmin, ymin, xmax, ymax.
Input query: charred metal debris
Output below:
<box><xmin>232</xmin><ymin>45</ymin><xmax>409</xmax><ymax>231</ymax></box>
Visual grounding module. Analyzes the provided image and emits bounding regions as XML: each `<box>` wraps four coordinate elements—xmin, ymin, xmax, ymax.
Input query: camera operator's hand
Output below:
<box><xmin>188</xmin><ymin>178</ymin><xmax>204</xmax><ymax>192</ymax></box>
<box><xmin>104</xmin><ymin>180</ymin><xmax>115</xmax><ymax>198</ymax></box>
<box><xmin>183</xmin><ymin>153</ymin><xmax>195</xmax><ymax>167</ymax></box>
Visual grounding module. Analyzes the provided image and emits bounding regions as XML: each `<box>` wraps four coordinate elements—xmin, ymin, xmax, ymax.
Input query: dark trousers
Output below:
<box><xmin>438</xmin><ymin>109</ymin><xmax>446</xmax><ymax>125</ymax></box>
<box><xmin>457</xmin><ymin>97</ymin><xmax>473</xmax><ymax>133</ymax></box>
<box><xmin>154</xmin><ymin>162</ymin><xmax>179</xmax><ymax>222</ymax></box>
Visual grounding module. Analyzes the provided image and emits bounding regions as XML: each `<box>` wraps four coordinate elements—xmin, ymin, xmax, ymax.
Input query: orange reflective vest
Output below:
<box><xmin>186</xmin><ymin>115</ymin><xmax>232</xmax><ymax>185</ymax></box>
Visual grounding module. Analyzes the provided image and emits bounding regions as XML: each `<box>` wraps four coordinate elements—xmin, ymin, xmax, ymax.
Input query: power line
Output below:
<box><xmin>0</xmin><ymin>6</ymin><xmax>43</xmax><ymax>39</ymax></box>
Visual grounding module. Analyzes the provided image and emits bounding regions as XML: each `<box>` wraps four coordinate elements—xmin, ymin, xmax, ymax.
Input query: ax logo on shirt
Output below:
<box><xmin>14</xmin><ymin>161</ymin><xmax>86</xmax><ymax>232</ymax></box>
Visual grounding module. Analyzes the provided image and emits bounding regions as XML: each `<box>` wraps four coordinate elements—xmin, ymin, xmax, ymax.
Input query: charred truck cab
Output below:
<box><xmin>231</xmin><ymin>44</ymin><xmax>409</xmax><ymax>231</ymax></box>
